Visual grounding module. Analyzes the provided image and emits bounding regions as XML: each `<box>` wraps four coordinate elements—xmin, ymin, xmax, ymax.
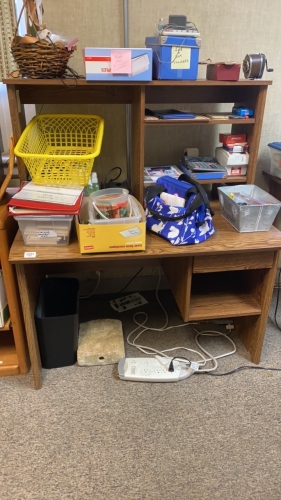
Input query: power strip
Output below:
<box><xmin>118</xmin><ymin>357</ymin><xmax>194</xmax><ymax>382</ymax></box>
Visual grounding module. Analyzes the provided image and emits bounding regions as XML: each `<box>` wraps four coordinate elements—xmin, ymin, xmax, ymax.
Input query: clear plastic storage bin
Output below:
<box><xmin>268</xmin><ymin>142</ymin><xmax>281</xmax><ymax>178</ymax></box>
<box><xmin>218</xmin><ymin>185</ymin><xmax>281</xmax><ymax>232</ymax></box>
<box><xmin>89</xmin><ymin>193</ymin><xmax>142</xmax><ymax>224</ymax></box>
<box><xmin>15</xmin><ymin>215</ymin><xmax>73</xmax><ymax>246</ymax></box>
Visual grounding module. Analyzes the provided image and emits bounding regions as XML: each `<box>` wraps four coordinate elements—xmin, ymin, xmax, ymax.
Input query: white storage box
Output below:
<box><xmin>226</xmin><ymin>165</ymin><xmax>247</xmax><ymax>176</ymax></box>
<box><xmin>215</xmin><ymin>147</ymin><xmax>249</xmax><ymax>167</ymax></box>
<box><xmin>268</xmin><ymin>142</ymin><xmax>281</xmax><ymax>177</ymax></box>
<box><xmin>84</xmin><ymin>48</ymin><xmax>152</xmax><ymax>82</ymax></box>
<box><xmin>15</xmin><ymin>215</ymin><xmax>73</xmax><ymax>246</ymax></box>
<box><xmin>218</xmin><ymin>185</ymin><xmax>281</xmax><ymax>232</ymax></box>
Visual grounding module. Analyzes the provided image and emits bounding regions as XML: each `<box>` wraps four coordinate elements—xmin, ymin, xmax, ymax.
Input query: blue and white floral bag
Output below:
<box><xmin>145</xmin><ymin>174</ymin><xmax>215</xmax><ymax>245</ymax></box>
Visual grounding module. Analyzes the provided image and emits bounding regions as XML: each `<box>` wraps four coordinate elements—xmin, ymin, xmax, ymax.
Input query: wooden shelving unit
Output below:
<box><xmin>3</xmin><ymin>78</ymin><xmax>279</xmax><ymax>389</ymax></box>
<box><xmin>3</xmin><ymin>78</ymin><xmax>272</xmax><ymax>201</ymax></box>
<box><xmin>0</xmin><ymin>192</ymin><xmax>29</xmax><ymax>377</ymax></box>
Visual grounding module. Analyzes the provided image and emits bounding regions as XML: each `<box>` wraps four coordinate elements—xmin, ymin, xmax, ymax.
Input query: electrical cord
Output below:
<box><xmin>116</xmin><ymin>267</ymin><xmax>144</xmax><ymax>293</ymax></box>
<box><xmin>126</xmin><ymin>266</ymin><xmax>281</xmax><ymax>376</ymax></box>
<box><xmin>206</xmin><ymin>365</ymin><xmax>281</xmax><ymax>376</ymax></box>
<box><xmin>79</xmin><ymin>271</ymin><xmax>101</xmax><ymax>299</ymax></box>
<box><xmin>168</xmin><ymin>356</ymin><xmax>191</xmax><ymax>372</ymax></box>
<box><xmin>104</xmin><ymin>166</ymin><xmax>122</xmax><ymax>188</ymax></box>
<box><xmin>126</xmin><ymin>267</ymin><xmax>234</xmax><ymax>370</ymax></box>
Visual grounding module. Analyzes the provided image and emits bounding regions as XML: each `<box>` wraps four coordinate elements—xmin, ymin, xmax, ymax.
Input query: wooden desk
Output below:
<box><xmin>9</xmin><ymin>208</ymin><xmax>281</xmax><ymax>389</ymax></box>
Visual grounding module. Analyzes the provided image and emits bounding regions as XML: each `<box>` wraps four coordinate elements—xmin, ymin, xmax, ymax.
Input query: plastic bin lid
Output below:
<box><xmin>268</xmin><ymin>142</ymin><xmax>281</xmax><ymax>151</ymax></box>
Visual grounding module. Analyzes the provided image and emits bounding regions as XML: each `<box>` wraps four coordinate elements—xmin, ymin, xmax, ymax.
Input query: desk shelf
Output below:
<box><xmin>188</xmin><ymin>292</ymin><xmax>261</xmax><ymax>321</ymax></box>
<box><xmin>144</xmin><ymin>118</ymin><xmax>256</xmax><ymax>126</ymax></box>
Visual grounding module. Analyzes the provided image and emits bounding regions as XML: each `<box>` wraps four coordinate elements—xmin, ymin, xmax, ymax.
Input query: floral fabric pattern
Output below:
<box><xmin>146</xmin><ymin>195</ymin><xmax>215</xmax><ymax>245</ymax></box>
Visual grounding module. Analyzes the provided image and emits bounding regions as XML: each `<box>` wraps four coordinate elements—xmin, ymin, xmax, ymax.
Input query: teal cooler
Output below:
<box><xmin>145</xmin><ymin>36</ymin><xmax>201</xmax><ymax>80</ymax></box>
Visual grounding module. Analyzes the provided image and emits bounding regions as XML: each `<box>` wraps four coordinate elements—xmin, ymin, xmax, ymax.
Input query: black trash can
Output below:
<box><xmin>35</xmin><ymin>277</ymin><xmax>80</xmax><ymax>369</ymax></box>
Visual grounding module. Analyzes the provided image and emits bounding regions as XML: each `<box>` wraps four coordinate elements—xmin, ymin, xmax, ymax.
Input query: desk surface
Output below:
<box><xmin>9</xmin><ymin>210</ymin><xmax>281</xmax><ymax>264</ymax></box>
<box><xmin>3</xmin><ymin>78</ymin><xmax>273</xmax><ymax>87</ymax></box>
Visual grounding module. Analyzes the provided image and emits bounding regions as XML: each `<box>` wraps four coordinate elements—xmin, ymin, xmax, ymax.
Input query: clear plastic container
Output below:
<box><xmin>15</xmin><ymin>215</ymin><xmax>73</xmax><ymax>246</ymax></box>
<box><xmin>91</xmin><ymin>188</ymin><xmax>129</xmax><ymax>219</ymax></box>
<box><xmin>268</xmin><ymin>142</ymin><xmax>281</xmax><ymax>178</ymax></box>
<box><xmin>88</xmin><ymin>195</ymin><xmax>142</xmax><ymax>225</ymax></box>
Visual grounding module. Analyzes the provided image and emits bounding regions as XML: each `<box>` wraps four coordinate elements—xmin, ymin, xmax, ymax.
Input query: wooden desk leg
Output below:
<box><xmin>16</xmin><ymin>263</ymin><xmax>42</xmax><ymax>389</ymax></box>
<box><xmin>237</xmin><ymin>250</ymin><xmax>279</xmax><ymax>364</ymax></box>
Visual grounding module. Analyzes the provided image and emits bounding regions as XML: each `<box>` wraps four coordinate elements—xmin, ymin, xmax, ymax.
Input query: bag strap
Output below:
<box><xmin>145</xmin><ymin>175</ymin><xmax>214</xmax><ymax>222</ymax></box>
<box><xmin>145</xmin><ymin>184</ymin><xmax>205</xmax><ymax>222</ymax></box>
<box><xmin>178</xmin><ymin>174</ymin><xmax>214</xmax><ymax>216</ymax></box>
<box><xmin>145</xmin><ymin>184</ymin><xmax>165</xmax><ymax>202</ymax></box>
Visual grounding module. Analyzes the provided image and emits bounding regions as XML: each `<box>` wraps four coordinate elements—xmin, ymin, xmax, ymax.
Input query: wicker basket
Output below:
<box><xmin>11</xmin><ymin>1</ymin><xmax>75</xmax><ymax>79</ymax></box>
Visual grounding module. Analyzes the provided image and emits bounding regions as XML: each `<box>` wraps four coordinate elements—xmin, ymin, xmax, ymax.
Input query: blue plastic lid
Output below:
<box><xmin>268</xmin><ymin>142</ymin><xmax>281</xmax><ymax>151</ymax></box>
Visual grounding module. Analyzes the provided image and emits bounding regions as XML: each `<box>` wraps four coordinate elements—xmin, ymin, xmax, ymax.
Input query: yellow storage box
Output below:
<box><xmin>76</xmin><ymin>198</ymin><xmax>146</xmax><ymax>253</ymax></box>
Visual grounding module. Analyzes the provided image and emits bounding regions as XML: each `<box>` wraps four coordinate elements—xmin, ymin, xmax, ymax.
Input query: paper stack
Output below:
<box><xmin>7</xmin><ymin>182</ymin><xmax>83</xmax><ymax>216</ymax></box>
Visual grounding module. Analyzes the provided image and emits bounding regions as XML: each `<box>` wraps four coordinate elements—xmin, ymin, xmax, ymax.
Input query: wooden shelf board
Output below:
<box><xmin>2</xmin><ymin>78</ymin><xmax>273</xmax><ymax>87</ymax></box>
<box><xmin>145</xmin><ymin>118</ymin><xmax>255</xmax><ymax>126</ymax></box>
<box><xmin>0</xmin><ymin>330</ymin><xmax>19</xmax><ymax>376</ymax></box>
<box><xmin>188</xmin><ymin>292</ymin><xmax>261</xmax><ymax>321</ymax></box>
<box><xmin>193</xmin><ymin>176</ymin><xmax>247</xmax><ymax>185</ymax></box>
<box><xmin>147</xmin><ymin>79</ymin><xmax>273</xmax><ymax>87</ymax></box>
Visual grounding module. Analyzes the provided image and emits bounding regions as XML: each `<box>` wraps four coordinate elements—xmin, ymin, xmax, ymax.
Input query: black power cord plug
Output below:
<box><xmin>168</xmin><ymin>356</ymin><xmax>191</xmax><ymax>372</ymax></box>
<box><xmin>108</xmin><ymin>179</ymin><xmax>129</xmax><ymax>189</ymax></box>
<box><xmin>102</xmin><ymin>166</ymin><xmax>129</xmax><ymax>190</ymax></box>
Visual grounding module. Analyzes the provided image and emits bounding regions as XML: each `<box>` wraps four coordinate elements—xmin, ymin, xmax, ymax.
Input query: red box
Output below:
<box><xmin>206</xmin><ymin>62</ymin><xmax>241</xmax><ymax>81</ymax></box>
<box><xmin>219</xmin><ymin>133</ymin><xmax>247</xmax><ymax>145</ymax></box>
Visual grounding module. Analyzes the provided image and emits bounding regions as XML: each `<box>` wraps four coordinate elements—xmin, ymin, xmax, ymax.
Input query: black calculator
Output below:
<box><xmin>183</xmin><ymin>156</ymin><xmax>227</xmax><ymax>173</ymax></box>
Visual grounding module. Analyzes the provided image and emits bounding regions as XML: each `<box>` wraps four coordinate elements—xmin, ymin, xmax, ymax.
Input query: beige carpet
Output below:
<box><xmin>0</xmin><ymin>289</ymin><xmax>280</xmax><ymax>500</ymax></box>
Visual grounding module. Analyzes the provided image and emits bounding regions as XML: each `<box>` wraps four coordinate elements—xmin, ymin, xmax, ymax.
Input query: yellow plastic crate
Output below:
<box><xmin>14</xmin><ymin>114</ymin><xmax>104</xmax><ymax>187</ymax></box>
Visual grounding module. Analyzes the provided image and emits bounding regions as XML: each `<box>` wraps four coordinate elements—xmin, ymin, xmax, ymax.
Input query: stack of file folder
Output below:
<box><xmin>145</xmin><ymin>108</ymin><xmax>196</xmax><ymax>120</ymax></box>
<box><xmin>7</xmin><ymin>182</ymin><xmax>83</xmax><ymax>216</ymax></box>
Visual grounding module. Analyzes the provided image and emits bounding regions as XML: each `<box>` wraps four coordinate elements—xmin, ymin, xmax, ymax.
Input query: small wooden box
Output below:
<box><xmin>206</xmin><ymin>62</ymin><xmax>241</xmax><ymax>81</ymax></box>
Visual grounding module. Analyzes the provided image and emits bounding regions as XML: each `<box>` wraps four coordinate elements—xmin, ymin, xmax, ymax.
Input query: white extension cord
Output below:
<box><xmin>118</xmin><ymin>356</ymin><xmax>195</xmax><ymax>382</ymax></box>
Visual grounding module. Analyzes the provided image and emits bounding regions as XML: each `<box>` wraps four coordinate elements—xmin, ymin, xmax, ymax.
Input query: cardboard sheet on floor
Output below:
<box><xmin>77</xmin><ymin>319</ymin><xmax>125</xmax><ymax>366</ymax></box>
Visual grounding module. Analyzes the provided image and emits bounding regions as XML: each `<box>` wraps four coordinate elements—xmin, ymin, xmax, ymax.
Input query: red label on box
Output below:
<box><xmin>219</xmin><ymin>133</ymin><xmax>247</xmax><ymax>145</ymax></box>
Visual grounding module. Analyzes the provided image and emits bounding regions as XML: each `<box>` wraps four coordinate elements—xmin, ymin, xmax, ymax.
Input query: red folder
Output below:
<box><xmin>7</xmin><ymin>192</ymin><xmax>83</xmax><ymax>216</ymax></box>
